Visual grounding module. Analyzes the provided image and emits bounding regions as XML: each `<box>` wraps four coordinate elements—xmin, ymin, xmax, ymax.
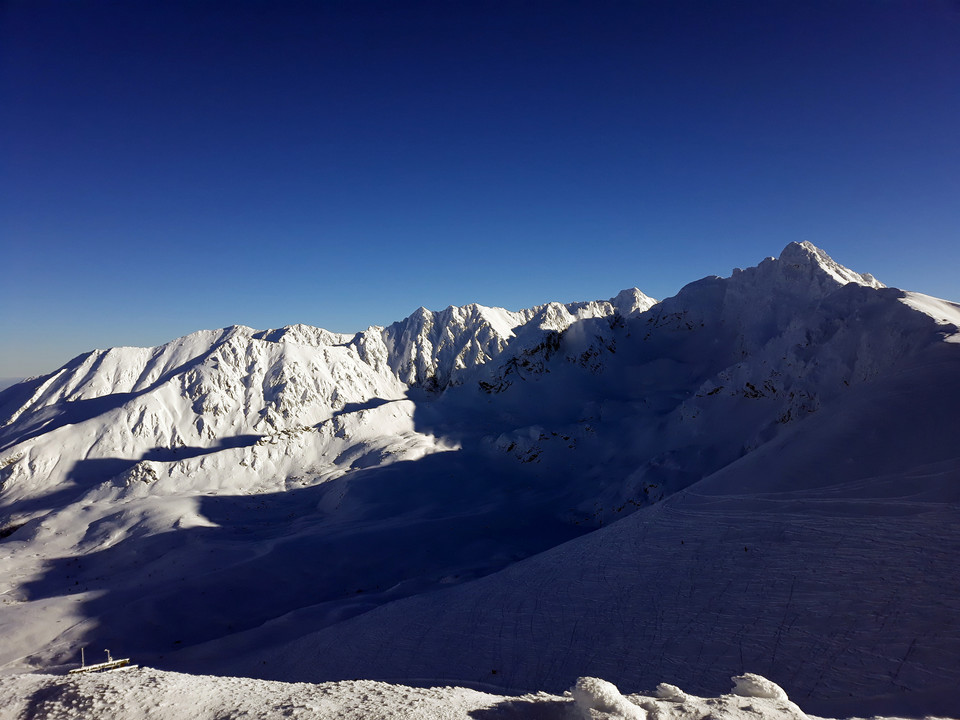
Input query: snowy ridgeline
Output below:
<box><xmin>0</xmin><ymin>668</ymin><xmax>928</xmax><ymax>720</ymax></box>
<box><xmin>0</xmin><ymin>286</ymin><xmax>655</xmax><ymax>502</ymax></box>
<box><xmin>1</xmin><ymin>242</ymin><xmax>959</xmax><ymax>717</ymax></box>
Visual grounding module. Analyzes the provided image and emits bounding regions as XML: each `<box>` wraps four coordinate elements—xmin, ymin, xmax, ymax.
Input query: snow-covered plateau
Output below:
<box><xmin>1</xmin><ymin>242</ymin><xmax>958</xmax><ymax>719</ymax></box>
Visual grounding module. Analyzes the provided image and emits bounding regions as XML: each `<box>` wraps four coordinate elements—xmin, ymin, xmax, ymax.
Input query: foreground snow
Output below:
<box><xmin>2</xmin><ymin>667</ymin><xmax>938</xmax><ymax>720</ymax></box>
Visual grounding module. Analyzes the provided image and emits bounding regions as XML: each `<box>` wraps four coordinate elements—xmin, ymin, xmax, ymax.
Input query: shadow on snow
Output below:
<box><xmin>21</xmin><ymin>442</ymin><xmax>590</xmax><ymax>672</ymax></box>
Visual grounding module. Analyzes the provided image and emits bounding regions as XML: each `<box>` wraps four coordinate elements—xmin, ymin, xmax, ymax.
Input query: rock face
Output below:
<box><xmin>1</xmin><ymin>243</ymin><xmax>958</xmax><ymax>717</ymax></box>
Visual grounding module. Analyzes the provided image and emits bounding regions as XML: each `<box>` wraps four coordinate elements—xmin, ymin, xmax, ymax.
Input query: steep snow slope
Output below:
<box><xmin>0</xmin><ymin>325</ymin><xmax>416</xmax><ymax>506</ymax></box>
<box><xmin>0</xmin><ymin>243</ymin><xmax>956</xmax><ymax>717</ymax></box>
<box><xmin>417</xmin><ymin>242</ymin><xmax>949</xmax><ymax>526</ymax></box>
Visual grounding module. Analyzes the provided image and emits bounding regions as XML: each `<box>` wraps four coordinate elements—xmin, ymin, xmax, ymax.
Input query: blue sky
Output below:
<box><xmin>2</xmin><ymin>0</ymin><xmax>959</xmax><ymax>379</ymax></box>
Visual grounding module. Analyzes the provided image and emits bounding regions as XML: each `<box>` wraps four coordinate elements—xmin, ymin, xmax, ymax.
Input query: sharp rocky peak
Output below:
<box><xmin>774</xmin><ymin>241</ymin><xmax>884</xmax><ymax>290</ymax></box>
<box><xmin>717</xmin><ymin>241</ymin><xmax>884</xmax><ymax>301</ymax></box>
<box><xmin>610</xmin><ymin>287</ymin><xmax>657</xmax><ymax>317</ymax></box>
<box><xmin>678</xmin><ymin>241</ymin><xmax>885</xmax><ymax>312</ymax></box>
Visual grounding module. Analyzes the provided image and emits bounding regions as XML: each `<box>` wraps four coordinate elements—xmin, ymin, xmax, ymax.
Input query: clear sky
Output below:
<box><xmin>2</xmin><ymin>0</ymin><xmax>958</xmax><ymax>379</ymax></box>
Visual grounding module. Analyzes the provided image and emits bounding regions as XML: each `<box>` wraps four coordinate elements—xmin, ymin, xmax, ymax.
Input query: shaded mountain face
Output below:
<box><xmin>1</xmin><ymin>242</ymin><xmax>958</xmax><ymax>716</ymax></box>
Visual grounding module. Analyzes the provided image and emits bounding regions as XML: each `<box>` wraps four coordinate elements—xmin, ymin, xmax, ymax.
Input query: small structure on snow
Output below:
<box><xmin>68</xmin><ymin>648</ymin><xmax>132</xmax><ymax>674</ymax></box>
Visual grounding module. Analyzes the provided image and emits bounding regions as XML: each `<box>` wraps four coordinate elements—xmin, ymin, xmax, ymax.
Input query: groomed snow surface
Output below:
<box><xmin>2</xmin><ymin>667</ymin><xmax>939</xmax><ymax>720</ymax></box>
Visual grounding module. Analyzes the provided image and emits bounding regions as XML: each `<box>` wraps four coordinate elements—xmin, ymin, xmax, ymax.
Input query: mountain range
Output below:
<box><xmin>1</xmin><ymin>242</ymin><xmax>957</xmax><ymax>717</ymax></box>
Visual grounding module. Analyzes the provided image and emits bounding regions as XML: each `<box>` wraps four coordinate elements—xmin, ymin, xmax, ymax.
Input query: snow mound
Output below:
<box><xmin>571</xmin><ymin>676</ymin><xmax>646</xmax><ymax>719</ymax></box>
<box><xmin>654</xmin><ymin>683</ymin><xmax>686</xmax><ymax>701</ymax></box>
<box><xmin>731</xmin><ymin>673</ymin><xmax>789</xmax><ymax>701</ymax></box>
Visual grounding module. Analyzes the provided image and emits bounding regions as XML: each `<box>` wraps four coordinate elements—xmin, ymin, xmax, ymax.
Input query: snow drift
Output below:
<box><xmin>0</xmin><ymin>668</ymin><xmax>827</xmax><ymax>720</ymax></box>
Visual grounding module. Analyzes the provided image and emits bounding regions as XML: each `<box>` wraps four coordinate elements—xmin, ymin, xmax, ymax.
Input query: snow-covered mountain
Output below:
<box><xmin>0</xmin><ymin>288</ymin><xmax>655</xmax><ymax>501</ymax></box>
<box><xmin>1</xmin><ymin>242</ymin><xmax>957</xmax><ymax>717</ymax></box>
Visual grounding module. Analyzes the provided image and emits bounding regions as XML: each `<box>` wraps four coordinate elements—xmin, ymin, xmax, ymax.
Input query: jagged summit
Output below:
<box><xmin>639</xmin><ymin>242</ymin><xmax>890</xmax><ymax>359</ymax></box>
<box><xmin>774</xmin><ymin>240</ymin><xmax>884</xmax><ymax>289</ymax></box>
<box><xmin>610</xmin><ymin>287</ymin><xmax>656</xmax><ymax>316</ymax></box>
<box><xmin>373</xmin><ymin>290</ymin><xmax>656</xmax><ymax>389</ymax></box>
<box><xmin>729</xmin><ymin>241</ymin><xmax>884</xmax><ymax>299</ymax></box>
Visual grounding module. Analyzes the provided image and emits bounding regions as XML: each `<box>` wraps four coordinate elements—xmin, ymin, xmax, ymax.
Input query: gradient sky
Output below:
<box><xmin>2</xmin><ymin>0</ymin><xmax>959</xmax><ymax>379</ymax></box>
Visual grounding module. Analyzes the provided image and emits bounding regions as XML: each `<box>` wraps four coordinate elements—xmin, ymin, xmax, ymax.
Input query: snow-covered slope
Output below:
<box><xmin>0</xmin><ymin>287</ymin><xmax>652</xmax><ymax>678</ymax></box>
<box><xmin>1</xmin><ymin>242</ymin><xmax>957</xmax><ymax>718</ymax></box>
<box><xmin>240</xmin><ymin>339</ymin><xmax>959</xmax><ymax>717</ymax></box>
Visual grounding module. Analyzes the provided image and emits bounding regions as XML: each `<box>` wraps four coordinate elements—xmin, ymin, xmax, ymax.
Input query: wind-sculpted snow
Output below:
<box><xmin>0</xmin><ymin>669</ymin><xmax>830</xmax><ymax>720</ymax></box>
<box><xmin>0</xmin><ymin>243</ymin><xmax>957</xmax><ymax>717</ymax></box>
